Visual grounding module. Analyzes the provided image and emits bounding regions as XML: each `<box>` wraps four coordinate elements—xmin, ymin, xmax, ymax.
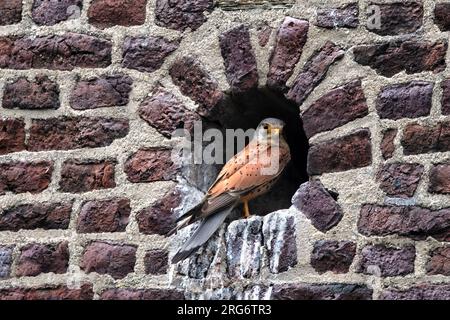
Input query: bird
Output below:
<box><xmin>170</xmin><ymin>118</ymin><xmax>291</xmax><ymax>264</ymax></box>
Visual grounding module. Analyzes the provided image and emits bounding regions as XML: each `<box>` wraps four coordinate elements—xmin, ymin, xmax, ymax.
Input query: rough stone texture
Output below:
<box><xmin>0</xmin><ymin>161</ymin><xmax>53</xmax><ymax>195</ymax></box>
<box><xmin>125</xmin><ymin>148</ymin><xmax>178</xmax><ymax>183</ymax></box>
<box><xmin>357</xmin><ymin>244</ymin><xmax>416</xmax><ymax>277</ymax></box>
<box><xmin>307</xmin><ymin>129</ymin><xmax>372</xmax><ymax>175</ymax></box>
<box><xmin>28</xmin><ymin>117</ymin><xmax>129</xmax><ymax>151</ymax></box>
<box><xmin>380</xmin><ymin>284</ymin><xmax>450</xmax><ymax>300</ymax></box>
<box><xmin>302</xmin><ymin>79</ymin><xmax>368</xmax><ymax>138</ymax></box>
<box><xmin>16</xmin><ymin>242</ymin><xmax>69</xmax><ymax>277</ymax></box>
<box><xmin>429</xmin><ymin>163</ymin><xmax>450</xmax><ymax>195</ymax></box>
<box><xmin>434</xmin><ymin>3</ymin><xmax>450</xmax><ymax>31</ymax></box>
<box><xmin>315</xmin><ymin>3</ymin><xmax>358</xmax><ymax>29</ymax></box>
<box><xmin>170</xmin><ymin>56</ymin><xmax>223</xmax><ymax>117</ymax></box>
<box><xmin>226</xmin><ymin>216</ymin><xmax>263</xmax><ymax>278</ymax></box>
<box><xmin>380</xmin><ymin>128</ymin><xmax>397</xmax><ymax>160</ymax></box>
<box><xmin>144</xmin><ymin>249</ymin><xmax>169</xmax><ymax>275</ymax></box>
<box><xmin>80</xmin><ymin>242</ymin><xmax>136</xmax><ymax>279</ymax></box>
<box><xmin>0</xmin><ymin>33</ymin><xmax>112</xmax><ymax>70</ymax></box>
<box><xmin>0</xmin><ymin>0</ymin><xmax>22</xmax><ymax>25</ymax></box>
<box><xmin>256</xmin><ymin>22</ymin><xmax>272</xmax><ymax>47</ymax></box>
<box><xmin>292</xmin><ymin>181</ymin><xmax>343</xmax><ymax>232</ymax></box>
<box><xmin>77</xmin><ymin>198</ymin><xmax>131</xmax><ymax>233</ymax></box>
<box><xmin>286</xmin><ymin>41</ymin><xmax>344</xmax><ymax>105</ymax></box>
<box><xmin>366</xmin><ymin>2</ymin><xmax>423</xmax><ymax>36</ymax></box>
<box><xmin>376</xmin><ymin>81</ymin><xmax>433</xmax><ymax>120</ymax></box>
<box><xmin>267</xmin><ymin>17</ymin><xmax>309</xmax><ymax>91</ymax></box>
<box><xmin>0</xmin><ymin>118</ymin><xmax>25</xmax><ymax>155</ymax></box>
<box><xmin>358</xmin><ymin>205</ymin><xmax>450</xmax><ymax>241</ymax></box>
<box><xmin>311</xmin><ymin>240</ymin><xmax>356</xmax><ymax>274</ymax></box>
<box><xmin>401</xmin><ymin>122</ymin><xmax>450</xmax><ymax>155</ymax></box>
<box><xmin>219</xmin><ymin>25</ymin><xmax>258</xmax><ymax>94</ymax></box>
<box><xmin>138</xmin><ymin>87</ymin><xmax>200</xmax><ymax>138</ymax></box>
<box><xmin>122</xmin><ymin>36</ymin><xmax>179</xmax><ymax>73</ymax></box>
<box><xmin>353</xmin><ymin>40</ymin><xmax>447</xmax><ymax>77</ymax></box>
<box><xmin>88</xmin><ymin>0</ymin><xmax>146</xmax><ymax>29</ymax></box>
<box><xmin>0</xmin><ymin>284</ymin><xmax>94</xmax><ymax>300</ymax></box>
<box><xmin>136</xmin><ymin>189</ymin><xmax>179</xmax><ymax>235</ymax></box>
<box><xmin>3</xmin><ymin>75</ymin><xmax>60</xmax><ymax>110</ymax></box>
<box><xmin>70</xmin><ymin>74</ymin><xmax>132</xmax><ymax>110</ymax></box>
<box><xmin>32</xmin><ymin>0</ymin><xmax>82</xmax><ymax>26</ymax></box>
<box><xmin>154</xmin><ymin>0</ymin><xmax>213</xmax><ymax>31</ymax></box>
<box><xmin>440</xmin><ymin>79</ymin><xmax>450</xmax><ymax>115</ymax></box>
<box><xmin>376</xmin><ymin>163</ymin><xmax>424</xmax><ymax>198</ymax></box>
<box><xmin>426</xmin><ymin>247</ymin><xmax>450</xmax><ymax>276</ymax></box>
<box><xmin>100</xmin><ymin>288</ymin><xmax>185</xmax><ymax>300</ymax></box>
<box><xmin>272</xmin><ymin>283</ymin><xmax>373</xmax><ymax>300</ymax></box>
<box><xmin>0</xmin><ymin>246</ymin><xmax>13</xmax><ymax>279</ymax></box>
<box><xmin>59</xmin><ymin>160</ymin><xmax>116</xmax><ymax>193</ymax></box>
<box><xmin>0</xmin><ymin>202</ymin><xmax>72</xmax><ymax>231</ymax></box>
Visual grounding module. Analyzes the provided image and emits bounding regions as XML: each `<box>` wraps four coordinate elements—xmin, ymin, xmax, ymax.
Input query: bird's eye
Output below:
<box><xmin>263</xmin><ymin>124</ymin><xmax>269</xmax><ymax>130</ymax></box>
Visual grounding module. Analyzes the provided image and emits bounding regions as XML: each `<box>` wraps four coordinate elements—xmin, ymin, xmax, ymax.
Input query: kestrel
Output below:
<box><xmin>171</xmin><ymin>118</ymin><xmax>291</xmax><ymax>263</ymax></box>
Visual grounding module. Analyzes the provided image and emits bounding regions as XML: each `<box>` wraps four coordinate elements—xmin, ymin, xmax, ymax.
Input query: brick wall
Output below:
<box><xmin>0</xmin><ymin>0</ymin><xmax>449</xmax><ymax>300</ymax></box>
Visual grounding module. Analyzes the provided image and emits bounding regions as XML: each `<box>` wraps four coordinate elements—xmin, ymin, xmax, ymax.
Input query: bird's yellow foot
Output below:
<box><xmin>243</xmin><ymin>200</ymin><xmax>251</xmax><ymax>219</ymax></box>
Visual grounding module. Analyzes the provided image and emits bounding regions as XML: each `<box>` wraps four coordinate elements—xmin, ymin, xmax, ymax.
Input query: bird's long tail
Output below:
<box><xmin>171</xmin><ymin>204</ymin><xmax>235</xmax><ymax>264</ymax></box>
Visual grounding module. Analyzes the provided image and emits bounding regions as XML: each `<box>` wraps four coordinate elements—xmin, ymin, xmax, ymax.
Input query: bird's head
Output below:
<box><xmin>255</xmin><ymin>118</ymin><xmax>286</xmax><ymax>141</ymax></box>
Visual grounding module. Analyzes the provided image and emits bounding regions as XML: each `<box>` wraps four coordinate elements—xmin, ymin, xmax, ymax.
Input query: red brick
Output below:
<box><xmin>376</xmin><ymin>163</ymin><xmax>424</xmax><ymax>198</ymax></box>
<box><xmin>0</xmin><ymin>161</ymin><xmax>53</xmax><ymax>195</ymax></box>
<box><xmin>302</xmin><ymin>79</ymin><xmax>368</xmax><ymax>138</ymax></box>
<box><xmin>286</xmin><ymin>41</ymin><xmax>344</xmax><ymax>105</ymax></box>
<box><xmin>0</xmin><ymin>202</ymin><xmax>72</xmax><ymax>231</ymax></box>
<box><xmin>100</xmin><ymin>288</ymin><xmax>184</xmax><ymax>300</ymax></box>
<box><xmin>170</xmin><ymin>56</ymin><xmax>223</xmax><ymax>117</ymax></box>
<box><xmin>426</xmin><ymin>247</ymin><xmax>450</xmax><ymax>276</ymax></box>
<box><xmin>315</xmin><ymin>3</ymin><xmax>358</xmax><ymax>29</ymax></box>
<box><xmin>122</xmin><ymin>36</ymin><xmax>179</xmax><ymax>73</ymax></box>
<box><xmin>429</xmin><ymin>163</ymin><xmax>450</xmax><ymax>195</ymax></box>
<box><xmin>440</xmin><ymin>79</ymin><xmax>450</xmax><ymax>115</ymax></box>
<box><xmin>219</xmin><ymin>25</ymin><xmax>258</xmax><ymax>94</ymax></box>
<box><xmin>138</xmin><ymin>87</ymin><xmax>200</xmax><ymax>138</ymax></box>
<box><xmin>0</xmin><ymin>284</ymin><xmax>94</xmax><ymax>300</ymax></box>
<box><xmin>154</xmin><ymin>0</ymin><xmax>213</xmax><ymax>31</ymax></box>
<box><xmin>357</xmin><ymin>244</ymin><xmax>415</xmax><ymax>277</ymax></box>
<box><xmin>59</xmin><ymin>160</ymin><xmax>116</xmax><ymax>193</ymax></box>
<box><xmin>311</xmin><ymin>240</ymin><xmax>356</xmax><ymax>274</ymax></box>
<box><xmin>435</xmin><ymin>3</ymin><xmax>450</xmax><ymax>31</ymax></box>
<box><xmin>0</xmin><ymin>33</ymin><xmax>111</xmax><ymax>70</ymax></box>
<box><xmin>0</xmin><ymin>0</ymin><xmax>22</xmax><ymax>25</ymax></box>
<box><xmin>292</xmin><ymin>181</ymin><xmax>343</xmax><ymax>232</ymax></box>
<box><xmin>267</xmin><ymin>17</ymin><xmax>309</xmax><ymax>91</ymax></box>
<box><xmin>88</xmin><ymin>0</ymin><xmax>146</xmax><ymax>29</ymax></box>
<box><xmin>401</xmin><ymin>122</ymin><xmax>450</xmax><ymax>155</ymax></box>
<box><xmin>366</xmin><ymin>2</ymin><xmax>423</xmax><ymax>36</ymax></box>
<box><xmin>256</xmin><ymin>22</ymin><xmax>272</xmax><ymax>47</ymax></box>
<box><xmin>32</xmin><ymin>0</ymin><xmax>82</xmax><ymax>26</ymax></box>
<box><xmin>0</xmin><ymin>118</ymin><xmax>25</xmax><ymax>155</ymax></box>
<box><xmin>376</xmin><ymin>81</ymin><xmax>433</xmax><ymax>120</ymax></box>
<box><xmin>125</xmin><ymin>148</ymin><xmax>178</xmax><ymax>183</ymax></box>
<box><xmin>353</xmin><ymin>40</ymin><xmax>447</xmax><ymax>77</ymax></box>
<box><xmin>144</xmin><ymin>249</ymin><xmax>169</xmax><ymax>275</ymax></box>
<box><xmin>80</xmin><ymin>242</ymin><xmax>136</xmax><ymax>279</ymax></box>
<box><xmin>272</xmin><ymin>283</ymin><xmax>372</xmax><ymax>300</ymax></box>
<box><xmin>16</xmin><ymin>242</ymin><xmax>69</xmax><ymax>277</ymax></box>
<box><xmin>3</xmin><ymin>75</ymin><xmax>59</xmax><ymax>110</ymax></box>
<box><xmin>28</xmin><ymin>117</ymin><xmax>129</xmax><ymax>151</ymax></box>
<box><xmin>307</xmin><ymin>129</ymin><xmax>372</xmax><ymax>175</ymax></box>
<box><xmin>77</xmin><ymin>198</ymin><xmax>131</xmax><ymax>233</ymax></box>
<box><xmin>380</xmin><ymin>128</ymin><xmax>397</xmax><ymax>160</ymax></box>
<box><xmin>380</xmin><ymin>284</ymin><xmax>450</xmax><ymax>300</ymax></box>
<box><xmin>136</xmin><ymin>189</ymin><xmax>179</xmax><ymax>235</ymax></box>
<box><xmin>358</xmin><ymin>204</ymin><xmax>450</xmax><ymax>241</ymax></box>
<box><xmin>70</xmin><ymin>74</ymin><xmax>132</xmax><ymax>110</ymax></box>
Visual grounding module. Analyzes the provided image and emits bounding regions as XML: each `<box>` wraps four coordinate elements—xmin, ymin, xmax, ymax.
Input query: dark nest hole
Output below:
<box><xmin>191</xmin><ymin>87</ymin><xmax>310</xmax><ymax>216</ymax></box>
